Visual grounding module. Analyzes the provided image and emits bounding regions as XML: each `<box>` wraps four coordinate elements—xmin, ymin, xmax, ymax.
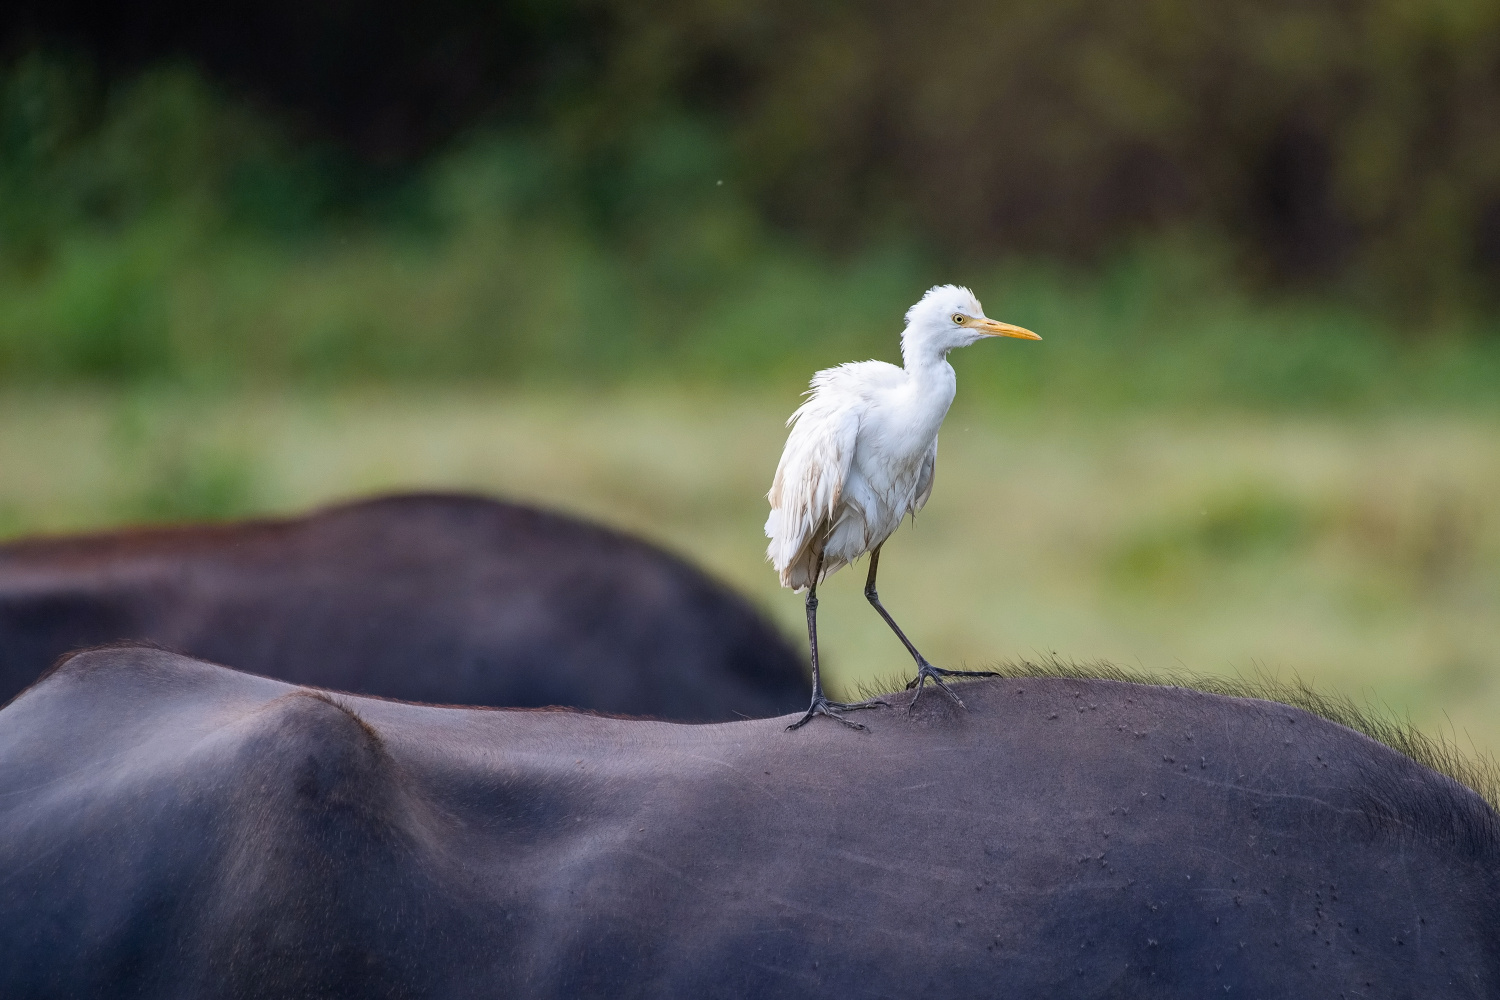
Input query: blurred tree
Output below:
<box><xmin>7</xmin><ymin>0</ymin><xmax>1500</xmax><ymax>313</ymax></box>
<box><xmin>0</xmin><ymin>0</ymin><xmax>602</xmax><ymax>160</ymax></box>
<box><xmin>590</xmin><ymin>0</ymin><xmax>1500</xmax><ymax>312</ymax></box>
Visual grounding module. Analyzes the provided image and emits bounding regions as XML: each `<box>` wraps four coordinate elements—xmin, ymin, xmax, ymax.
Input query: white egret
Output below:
<box><xmin>765</xmin><ymin>285</ymin><xmax>1040</xmax><ymax>730</ymax></box>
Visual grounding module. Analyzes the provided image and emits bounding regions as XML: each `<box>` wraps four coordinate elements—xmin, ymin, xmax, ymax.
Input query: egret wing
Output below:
<box><xmin>765</xmin><ymin>398</ymin><xmax>858</xmax><ymax>565</ymax></box>
<box><xmin>765</xmin><ymin>362</ymin><xmax>895</xmax><ymax>588</ymax></box>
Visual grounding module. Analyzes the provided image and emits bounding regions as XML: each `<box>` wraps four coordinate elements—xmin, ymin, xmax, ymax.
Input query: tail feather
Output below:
<box><xmin>765</xmin><ymin>508</ymin><xmax>826</xmax><ymax>592</ymax></box>
<box><xmin>778</xmin><ymin>540</ymin><xmax>821</xmax><ymax>591</ymax></box>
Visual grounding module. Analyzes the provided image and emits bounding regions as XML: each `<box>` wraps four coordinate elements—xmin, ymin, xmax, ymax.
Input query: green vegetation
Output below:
<box><xmin>1109</xmin><ymin>487</ymin><xmax>1317</xmax><ymax>594</ymax></box>
<box><xmin>3</xmin><ymin>55</ymin><xmax>1500</xmax><ymax>407</ymax></box>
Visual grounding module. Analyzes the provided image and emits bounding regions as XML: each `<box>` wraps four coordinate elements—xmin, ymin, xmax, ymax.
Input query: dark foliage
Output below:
<box><xmin>7</xmin><ymin>1</ymin><xmax>1500</xmax><ymax>307</ymax></box>
<box><xmin>0</xmin><ymin>0</ymin><xmax>602</xmax><ymax>161</ymax></box>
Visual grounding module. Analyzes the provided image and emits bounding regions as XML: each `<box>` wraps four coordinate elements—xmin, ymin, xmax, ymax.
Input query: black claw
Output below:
<box><xmin>787</xmin><ymin>696</ymin><xmax>888</xmax><ymax>732</ymax></box>
<box><xmin>907</xmin><ymin>662</ymin><xmax>1001</xmax><ymax>713</ymax></box>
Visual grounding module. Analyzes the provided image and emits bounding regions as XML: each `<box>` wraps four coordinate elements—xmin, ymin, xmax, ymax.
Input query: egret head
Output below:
<box><xmin>900</xmin><ymin>284</ymin><xmax>1039</xmax><ymax>363</ymax></box>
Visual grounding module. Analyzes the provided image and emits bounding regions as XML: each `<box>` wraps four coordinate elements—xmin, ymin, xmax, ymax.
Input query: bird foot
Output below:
<box><xmin>906</xmin><ymin>661</ymin><xmax>1001</xmax><ymax>712</ymax></box>
<box><xmin>786</xmin><ymin>695</ymin><xmax>888</xmax><ymax>732</ymax></box>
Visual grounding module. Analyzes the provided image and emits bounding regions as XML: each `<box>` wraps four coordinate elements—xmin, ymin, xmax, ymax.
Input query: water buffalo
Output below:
<box><xmin>1</xmin><ymin>645</ymin><xmax>1493</xmax><ymax>998</ymax></box>
<box><xmin>0</xmin><ymin>493</ymin><xmax>807</xmax><ymax>722</ymax></box>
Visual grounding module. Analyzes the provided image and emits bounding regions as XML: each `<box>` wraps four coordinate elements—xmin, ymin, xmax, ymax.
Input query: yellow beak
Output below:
<box><xmin>969</xmin><ymin>317</ymin><xmax>1041</xmax><ymax>340</ymax></box>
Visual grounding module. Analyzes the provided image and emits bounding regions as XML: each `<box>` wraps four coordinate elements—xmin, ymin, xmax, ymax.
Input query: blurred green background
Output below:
<box><xmin>1</xmin><ymin>2</ymin><xmax>1498</xmax><ymax>752</ymax></box>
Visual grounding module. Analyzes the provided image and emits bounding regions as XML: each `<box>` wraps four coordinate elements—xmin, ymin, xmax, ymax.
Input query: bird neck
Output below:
<box><xmin>900</xmin><ymin>338</ymin><xmax>956</xmax><ymax>383</ymax></box>
<box><xmin>900</xmin><ymin>346</ymin><xmax>958</xmax><ymax>432</ymax></box>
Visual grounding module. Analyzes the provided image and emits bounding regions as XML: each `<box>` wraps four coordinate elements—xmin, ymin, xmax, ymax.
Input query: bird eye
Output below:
<box><xmin>952</xmin><ymin>313</ymin><xmax>966</xmax><ymax>325</ymax></box>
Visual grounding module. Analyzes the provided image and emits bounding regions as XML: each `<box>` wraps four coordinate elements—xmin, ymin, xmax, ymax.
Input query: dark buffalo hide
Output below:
<box><xmin>0</xmin><ymin>646</ymin><xmax>1494</xmax><ymax>998</ymax></box>
<box><xmin>0</xmin><ymin>493</ymin><xmax>807</xmax><ymax>721</ymax></box>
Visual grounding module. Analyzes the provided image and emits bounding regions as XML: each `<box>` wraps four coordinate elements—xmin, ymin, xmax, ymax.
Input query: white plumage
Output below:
<box><xmin>766</xmin><ymin>284</ymin><xmax>1040</xmax><ymax>729</ymax></box>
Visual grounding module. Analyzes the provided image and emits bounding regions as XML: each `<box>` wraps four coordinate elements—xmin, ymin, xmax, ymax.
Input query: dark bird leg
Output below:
<box><xmin>864</xmin><ymin>546</ymin><xmax>999</xmax><ymax>711</ymax></box>
<box><xmin>788</xmin><ymin>551</ymin><xmax>886</xmax><ymax>731</ymax></box>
